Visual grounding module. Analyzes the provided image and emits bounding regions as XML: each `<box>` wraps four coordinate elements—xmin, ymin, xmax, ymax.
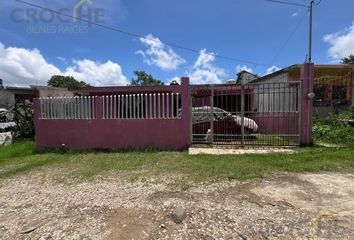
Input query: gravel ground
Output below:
<box><xmin>0</xmin><ymin>170</ymin><xmax>353</xmax><ymax>239</ymax></box>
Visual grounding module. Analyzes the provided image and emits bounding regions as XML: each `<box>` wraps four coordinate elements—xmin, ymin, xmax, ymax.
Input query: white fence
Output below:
<box><xmin>40</xmin><ymin>96</ymin><xmax>96</xmax><ymax>120</ymax></box>
<box><xmin>40</xmin><ymin>93</ymin><xmax>182</xmax><ymax>120</ymax></box>
<box><xmin>102</xmin><ymin>93</ymin><xmax>181</xmax><ymax>119</ymax></box>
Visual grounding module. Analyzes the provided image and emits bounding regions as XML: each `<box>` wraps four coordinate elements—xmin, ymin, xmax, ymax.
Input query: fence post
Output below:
<box><xmin>180</xmin><ymin>77</ymin><xmax>191</xmax><ymax>147</ymax></box>
<box><xmin>300</xmin><ymin>63</ymin><xmax>314</xmax><ymax>146</ymax></box>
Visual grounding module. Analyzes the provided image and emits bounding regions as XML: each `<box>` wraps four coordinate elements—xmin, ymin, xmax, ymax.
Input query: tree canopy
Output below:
<box><xmin>47</xmin><ymin>75</ymin><xmax>89</xmax><ymax>88</ymax></box>
<box><xmin>131</xmin><ymin>71</ymin><xmax>164</xmax><ymax>86</ymax></box>
<box><xmin>341</xmin><ymin>55</ymin><xmax>354</xmax><ymax>64</ymax></box>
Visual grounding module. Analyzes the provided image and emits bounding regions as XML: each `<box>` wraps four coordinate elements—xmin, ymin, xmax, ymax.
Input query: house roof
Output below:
<box><xmin>252</xmin><ymin>64</ymin><xmax>354</xmax><ymax>83</ymax></box>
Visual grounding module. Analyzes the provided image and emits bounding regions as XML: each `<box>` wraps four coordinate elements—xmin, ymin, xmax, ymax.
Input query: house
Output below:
<box><xmin>251</xmin><ymin>64</ymin><xmax>354</xmax><ymax>118</ymax></box>
<box><xmin>237</xmin><ymin>70</ymin><xmax>258</xmax><ymax>84</ymax></box>
<box><xmin>0</xmin><ymin>85</ymin><xmax>73</xmax><ymax>109</ymax></box>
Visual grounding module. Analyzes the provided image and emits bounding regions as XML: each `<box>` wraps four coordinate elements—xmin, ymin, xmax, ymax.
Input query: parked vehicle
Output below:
<box><xmin>191</xmin><ymin>106</ymin><xmax>258</xmax><ymax>141</ymax></box>
<box><xmin>0</xmin><ymin>108</ymin><xmax>16</xmax><ymax>145</ymax></box>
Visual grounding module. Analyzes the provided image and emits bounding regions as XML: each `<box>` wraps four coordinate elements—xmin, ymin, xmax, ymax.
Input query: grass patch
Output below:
<box><xmin>1</xmin><ymin>141</ymin><xmax>354</xmax><ymax>187</ymax></box>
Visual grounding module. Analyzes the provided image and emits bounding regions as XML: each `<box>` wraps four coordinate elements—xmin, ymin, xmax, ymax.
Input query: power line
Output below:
<box><xmin>315</xmin><ymin>0</ymin><xmax>322</xmax><ymax>6</ymax></box>
<box><xmin>269</xmin><ymin>10</ymin><xmax>308</xmax><ymax>65</ymax></box>
<box><xmin>14</xmin><ymin>0</ymin><xmax>274</xmax><ymax>68</ymax></box>
<box><xmin>264</xmin><ymin>0</ymin><xmax>309</xmax><ymax>8</ymax></box>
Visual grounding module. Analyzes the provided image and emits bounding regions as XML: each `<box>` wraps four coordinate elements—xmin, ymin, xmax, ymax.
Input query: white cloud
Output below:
<box><xmin>265</xmin><ymin>65</ymin><xmax>281</xmax><ymax>75</ymax></box>
<box><xmin>292</xmin><ymin>12</ymin><xmax>299</xmax><ymax>17</ymax></box>
<box><xmin>136</xmin><ymin>34</ymin><xmax>186</xmax><ymax>70</ymax></box>
<box><xmin>323</xmin><ymin>21</ymin><xmax>354</xmax><ymax>61</ymax></box>
<box><xmin>64</xmin><ymin>60</ymin><xmax>128</xmax><ymax>86</ymax></box>
<box><xmin>0</xmin><ymin>42</ymin><xmax>61</xmax><ymax>87</ymax></box>
<box><xmin>57</xmin><ymin>56</ymin><xmax>68</xmax><ymax>65</ymax></box>
<box><xmin>236</xmin><ymin>65</ymin><xmax>253</xmax><ymax>74</ymax></box>
<box><xmin>0</xmin><ymin>42</ymin><xmax>128</xmax><ymax>87</ymax></box>
<box><xmin>188</xmin><ymin>49</ymin><xmax>226</xmax><ymax>84</ymax></box>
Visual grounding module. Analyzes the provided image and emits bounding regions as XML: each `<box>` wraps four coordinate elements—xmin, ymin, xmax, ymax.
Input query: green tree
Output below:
<box><xmin>48</xmin><ymin>75</ymin><xmax>89</xmax><ymax>88</ymax></box>
<box><xmin>341</xmin><ymin>55</ymin><xmax>354</xmax><ymax>64</ymax></box>
<box><xmin>131</xmin><ymin>71</ymin><xmax>164</xmax><ymax>86</ymax></box>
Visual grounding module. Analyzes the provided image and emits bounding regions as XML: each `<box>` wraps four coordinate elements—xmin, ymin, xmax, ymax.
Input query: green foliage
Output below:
<box><xmin>131</xmin><ymin>71</ymin><xmax>164</xmax><ymax>86</ymax></box>
<box><xmin>13</xmin><ymin>102</ymin><xmax>35</xmax><ymax>139</ymax></box>
<box><xmin>48</xmin><ymin>75</ymin><xmax>89</xmax><ymax>88</ymax></box>
<box><xmin>313</xmin><ymin>110</ymin><xmax>354</xmax><ymax>146</ymax></box>
<box><xmin>341</xmin><ymin>55</ymin><xmax>354</xmax><ymax>64</ymax></box>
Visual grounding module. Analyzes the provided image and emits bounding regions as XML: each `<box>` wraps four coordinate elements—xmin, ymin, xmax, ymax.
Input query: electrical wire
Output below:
<box><xmin>264</xmin><ymin>0</ymin><xmax>309</xmax><ymax>8</ymax></box>
<box><xmin>269</xmin><ymin>10</ymin><xmax>308</xmax><ymax>65</ymax></box>
<box><xmin>14</xmin><ymin>0</ymin><xmax>274</xmax><ymax>67</ymax></box>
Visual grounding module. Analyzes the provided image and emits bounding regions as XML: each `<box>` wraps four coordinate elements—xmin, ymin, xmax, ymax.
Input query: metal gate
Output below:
<box><xmin>191</xmin><ymin>81</ymin><xmax>301</xmax><ymax>147</ymax></box>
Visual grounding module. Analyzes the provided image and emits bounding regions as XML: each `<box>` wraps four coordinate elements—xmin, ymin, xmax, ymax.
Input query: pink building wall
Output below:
<box><xmin>34</xmin><ymin>78</ymin><xmax>191</xmax><ymax>151</ymax></box>
<box><xmin>250</xmin><ymin>112</ymin><xmax>299</xmax><ymax>135</ymax></box>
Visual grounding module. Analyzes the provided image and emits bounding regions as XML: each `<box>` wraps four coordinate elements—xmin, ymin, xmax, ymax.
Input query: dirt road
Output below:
<box><xmin>0</xmin><ymin>171</ymin><xmax>353</xmax><ymax>239</ymax></box>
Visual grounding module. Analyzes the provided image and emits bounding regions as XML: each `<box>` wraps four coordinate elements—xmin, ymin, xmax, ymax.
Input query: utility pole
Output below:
<box><xmin>308</xmin><ymin>0</ymin><xmax>314</xmax><ymax>64</ymax></box>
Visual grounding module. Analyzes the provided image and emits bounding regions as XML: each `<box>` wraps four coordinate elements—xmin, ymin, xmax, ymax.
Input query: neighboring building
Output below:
<box><xmin>0</xmin><ymin>85</ymin><xmax>73</xmax><ymax>108</ymax></box>
<box><xmin>252</xmin><ymin>64</ymin><xmax>354</xmax><ymax>118</ymax></box>
<box><xmin>237</xmin><ymin>70</ymin><xmax>258</xmax><ymax>84</ymax></box>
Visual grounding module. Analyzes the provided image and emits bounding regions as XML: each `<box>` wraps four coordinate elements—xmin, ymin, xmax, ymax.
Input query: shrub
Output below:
<box><xmin>13</xmin><ymin>100</ymin><xmax>35</xmax><ymax>139</ymax></box>
<box><xmin>313</xmin><ymin>110</ymin><xmax>354</xmax><ymax>146</ymax></box>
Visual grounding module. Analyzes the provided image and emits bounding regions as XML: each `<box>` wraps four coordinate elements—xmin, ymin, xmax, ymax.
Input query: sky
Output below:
<box><xmin>0</xmin><ymin>0</ymin><xmax>353</xmax><ymax>87</ymax></box>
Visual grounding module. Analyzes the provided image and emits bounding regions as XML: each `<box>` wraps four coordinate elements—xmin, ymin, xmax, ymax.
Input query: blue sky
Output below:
<box><xmin>0</xmin><ymin>0</ymin><xmax>353</xmax><ymax>87</ymax></box>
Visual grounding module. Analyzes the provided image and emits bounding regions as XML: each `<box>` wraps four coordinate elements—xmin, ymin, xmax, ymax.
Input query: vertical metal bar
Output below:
<box><xmin>86</xmin><ymin>96</ymin><xmax>89</xmax><ymax>119</ymax></box>
<box><xmin>166</xmin><ymin>93</ymin><xmax>169</xmax><ymax>118</ymax></box>
<box><xmin>241</xmin><ymin>84</ymin><xmax>245</xmax><ymax>147</ymax></box>
<box><xmin>101</xmin><ymin>96</ymin><xmax>103</xmax><ymax>119</ymax></box>
<box><xmin>117</xmin><ymin>95</ymin><xmax>121</xmax><ymax>119</ymax></box>
<box><xmin>83</xmin><ymin>96</ymin><xmax>86</xmax><ymax>120</ymax></box>
<box><xmin>129</xmin><ymin>94</ymin><xmax>132</xmax><ymax>119</ymax></box>
<box><xmin>71</xmin><ymin>97</ymin><xmax>74</xmax><ymax>119</ymax></box>
<box><xmin>66</xmin><ymin>97</ymin><xmax>69</xmax><ymax>119</ymax></box>
<box><xmin>153</xmin><ymin>94</ymin><xmax>156</xmax><ymax>119</ymax></box>
<box><xmin>53</xmin><ymin>98</ymin><xmax>57</xmax><ymax>119</ymax></box>
<box><xmin>171</xmin><ymin>93</ymin><xmax>174</xmax><ymax>118</ymax></box>
<box><xmin>92</xmin><ymin>96</ymin><xmax>95</xmax><ymax>119</ymax></box>
<box><xmin>108</xmin><ymin>95</ymin><xmax>113</xmax><ymax>119</ymax></box>
<box><xmin>133</xmin><ymin>94</ymin><xmax>136</xmax><ymax>119</ymax></box>
<box><xmin>87</xmin><ymin>96</ymin><xmax>90</xmax><ymax>119</ymax></box>
<box><xmin>145</xmin><ymin>94</ymin><xmax>148</xmax><ymax>119</ymax></box>
<box><xmin>176</xmin><ymin>93</ymin><xmax>180</xmax><ymax>119</ymax></box>
<box><xmin>60</xmin><ymin>97</ymin><xmax>63</xmax><ymax>119</ymax></box>
<box><xmin>70</xmin><ymin>97</ymin><xmax>73</xmax><ymax>119</ymax></box>
<box><xmin>210</xmin><ymin>85</ymin><xmax>214</xmax><ymax>144</ymax></box>
<box><xmin>53</xmin><ymin>97</ymin><xmax>56</xmax><ymax>119</ymax></box>
<box><xmin>76</xmin><ymin>97</ymin><xmax>79</xmax><ymax>119</ymax></box>
<box><xmin>125</xmin><ymin>95</ymin><xmax>128</xmax><ymax>119</ymax></box>
<box><xmin>157</xmin><ymin>93</ymin><xmax>161</xmax><ymax>118</ymax></box>
<box><xmin>162</xmin><ymin>93</ymin><xmax>165</xmax><ymax>118</ymax></box>
<box><xmin>44</xmin><ymin>98</ymin><xmax>47</xmax><ymax>119</ymax></box>
<box><xmin>80</xmin><ymin>96</ymin><xmax>85</xmax><ymax>119</ymax></box>
<box><xmin>137</xmin><ymin>94</ymin><xmax>140</xmax><ymax>119</ymax></box>
<box><xmin>190</xmin><ymin>87</ymin><xmax>193</xmax><ymax>143</ymax></box>
<box><xmin>65</xmin><ymin>97</ymin><xmax>69</xmax><ymax>119</ymax></box>
<box><xmin>113</xmin><ymin>95</ymin><xmax>116</xmax><ymax>119</ymax></box>
<box><xmin>83</xmin><ymin>96</ymin><xmax>86</xmax><ymax>119</ymax></box>
<box><xmin>298</xmin><ymin>81</ymin><xmax>302</xmax><ymax>145</ymax></box>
